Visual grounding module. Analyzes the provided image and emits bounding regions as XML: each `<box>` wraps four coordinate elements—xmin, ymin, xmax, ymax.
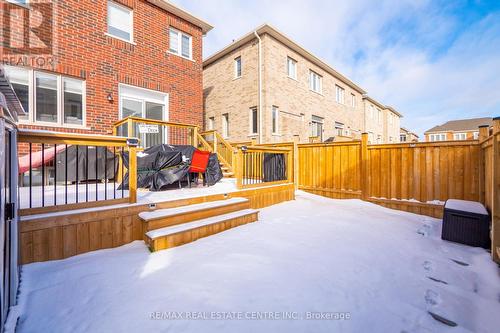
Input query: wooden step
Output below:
<box><xmin>223</xmin><ymin>172</ymin><xmax>235</xmax><ymax>177</ymax></box>
<box><xmin>145</xmin><ymin>209</ymin><xmax>259</xmax><ymax>252</ymax></box>
<box><xmin>139</xmin><ymin>197</ymin><xmax>250</xmax><ymax>231</ymax></box>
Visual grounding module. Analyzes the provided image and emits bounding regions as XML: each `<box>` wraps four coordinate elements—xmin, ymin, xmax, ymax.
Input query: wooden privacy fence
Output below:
<box><xmin>298</xmin><ymin>119</ymin><xmax>500</xmax><ymax>262</ymax></box>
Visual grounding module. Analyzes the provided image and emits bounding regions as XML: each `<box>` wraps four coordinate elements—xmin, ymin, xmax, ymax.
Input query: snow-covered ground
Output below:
<box><xmin>14</xmin><ymin>192</ymin><xmax>500</xmax><ymax>333</ymax></box>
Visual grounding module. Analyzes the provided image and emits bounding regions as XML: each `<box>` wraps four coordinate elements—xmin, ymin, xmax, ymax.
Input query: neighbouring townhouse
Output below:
<box><xmin>424</xmin><ymin>117</ymin><xmax>493</xmax><ymax>142</ymax></box>
<box><xmin>203</xmin><ymin>24</ymin><xmax>403</xmax><ymax>144</ymax></box>
<box><xmin>400</xmin><ymin>127</ymin><xmax>419</xmax><ymax>142</ymax></box>
<box><xmin>2</xmin><ymin>0</ymin><xmax>212</xmax><ymax>149</ymax></box>
<box><xmin>362</xmin><ymin>95</ymin><xmax>402</xmax><ymax>144</ymax></box>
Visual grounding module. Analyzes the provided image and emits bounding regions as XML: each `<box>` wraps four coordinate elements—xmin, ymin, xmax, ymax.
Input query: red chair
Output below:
<box><xmin>188</xmin><ymin>149</ymin><xmax>211</xmax><ymax>187</ymax></box>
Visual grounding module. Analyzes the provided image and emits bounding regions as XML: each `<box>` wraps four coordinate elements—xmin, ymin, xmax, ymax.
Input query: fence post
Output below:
<box><xmin>361</xmin><ymin>133</ymin><xmax>369</xmax><ymax>200</ymax></box>
<box><xmin>293</xmin><ymin>136</ymin><xmax>299</xmax><ymax>190</ymax></box>
<box><xmin>193</xmin><ymin>127</ymin><xmax>199</xmax><ymax>148</ymax></box>
<box><xmin>492</xmin><ymin>117</ymin><xmax>500</xmax><ymax>262</ymax></box>
<box><xmin>128</xmin><ymin>146</ymin><xmax>137</xmax><ymax>203</ymax></box>
<box><xmin>235</xmin><ymin>148</ymin><xmax>243</xmax><ymax>189</ymax></box>
<box><xmin>478</xmin><ymin>125</ymin><xmax>490</xmax><ymax>204</ymax></box>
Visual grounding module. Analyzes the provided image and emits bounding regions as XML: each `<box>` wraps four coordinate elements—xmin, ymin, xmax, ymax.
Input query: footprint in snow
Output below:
<box><xmin>427</xmin><ymin>276</ymin><xmax>448</xmax><ymax>285</ymax></box>
<box><xmin>417</xmin><ymin>223</ymin><xmax>432</xmax><ymax>237</ymax></box>
<box><xmin>451</xmin><ymin>258</ymin><xmax>469</xmax><ymax>266</ymax></box>
<box><xmin>425</xmin><ymin>289</ymin><xmax>441</xmax><ymax>306</ymax></box>
<box><xmin>423</xmin><ymin>260</ymin><xmax>434</xmax><ymax>272</ymax></box>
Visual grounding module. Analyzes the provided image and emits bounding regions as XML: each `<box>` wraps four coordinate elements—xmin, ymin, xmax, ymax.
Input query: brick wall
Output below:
<box><xmin>1</xmin><ymin>0</ymin><xmax>204</xmax><ymax>137</ymax></box>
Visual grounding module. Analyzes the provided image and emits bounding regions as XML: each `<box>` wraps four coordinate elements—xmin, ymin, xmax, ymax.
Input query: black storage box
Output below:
<box><xmin>441</xmin><ymin>199</ymin><xmax>490</xmax><ymax>248</ymax></box>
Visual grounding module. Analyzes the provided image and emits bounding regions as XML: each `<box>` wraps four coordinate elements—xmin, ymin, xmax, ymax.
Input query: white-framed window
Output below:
<box><xmin>311</xmin><ymin>115</ymin><xmax>323</xmax><ymax>140</ymax></box>
<box><xmin>429</xmin><ymin>133</ymin><xmax>447</xmax><ymax>142</ymax></box>
<box><xmin>249</xmin><ymin>107</ymin><xmax>258</xmax><ymax>135</ymax></box>
<box><xmin>377</xmin><ymin>109</ymin><xmax>382</xmax><ymax>124</ymax></box>
<box><xmin>208</xmin><ymin>117</ymin><xmax>215</xmax><ymax>130</ymax></box>
<box><xmin>400</xmin><ymin>134</ymin><xmax>407</xmax><ymax>142</ymax></box>
<box><xmin>6</xmin><ymin>0</ymin><xmax>29</xmax><ymax>7</ymax></box>
<box><xmin>351</xmin><ymin>93</ymin><xmax>356</xmax><ymax>107</ymax></box>
<box><xmin>107</xmin><ymin>1</ymin><xmax>133</xmax><ymax>43</ymax></box>
<box><xmin>234</xmin><ymin>57</ymin><xmax>242</xmax><ymax>78</ymax></box>
<box><xmin>287</xmin><ymin>57</ymin><xmax>297</xmax><ymax>79</ymax></box>
<box><xmin>473</xmin><ymin>131</ymin><xmax>479</xmax><ymax>140</ymax></box>
<box><xmin>335</xmin><ymin>85</ymin><xmax>345</xmax><ymax>104</ymax></box>
<box><xmin>335</xmin><ymin>121</ymin><xmax>344</xmax><ymax>136</ymax></box>
<box><xmin>272</xmin><ymin>106</ymin><xmax>279</xmax><ymax>134</ymax></box>
<box><xmin>453</xmin><ymin>132</ymin><xmax>467</xmax><ymax>140</ymax></box>
<box><xmin>4</xmin><ymin>65</ymin><xmax>86</xmax><ymax>126</ymax></box>
<box><xmin>369</xmin><ymin>105</ymin><xmax>374</xmax><ymax>119</ymax></box>
<box><xmin>169</xmin><ymin>27</ymin><xmax>192</xmax><ymax>59</ymax></box>
<box><xmin>389</xmin><ymin>113</ymin><xmax>393</xmax><ymax>125</ymax></box>
<box><xmin>222</xmin><ymin>113</ymin><xmax>229</xmax><ymax>138</ymax></box>
<box><xmin>118</xmin><ymin>84</ymin><xmax>168</xmax><ymax>147</ymax></box>
<box><xmin>309</xmin><ymin>70</ymin><xmax>322</xmax><ymax>93</ymax></box>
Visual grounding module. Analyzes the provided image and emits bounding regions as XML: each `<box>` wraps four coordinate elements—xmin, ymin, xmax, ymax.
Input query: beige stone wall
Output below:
<box><xmin>203</xmin><ymin>39</ymin><xmax>259</xmax><ymax>141</ymax></box>
<box><xmin>261</xmin><ymin>34</ymin><xmax>365</xmax><ymax>143</ymax></box>
<box><xmin>363</xmin><ymin>99</ymin><xmax>385</xmax><ymax>143</ymax></box>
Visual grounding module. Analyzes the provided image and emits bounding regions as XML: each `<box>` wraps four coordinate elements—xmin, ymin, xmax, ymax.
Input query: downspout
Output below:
<box><xmin>254</xmin><ymin>31</ymin><xmax>263</xmax><ymax>144</ymax></box>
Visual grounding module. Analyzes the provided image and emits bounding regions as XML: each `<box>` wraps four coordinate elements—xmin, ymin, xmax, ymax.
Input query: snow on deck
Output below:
<box><xmin>19</xmin><ymin>178</ymin><xmax>239</xmax><ymax>209</ymax></box>
<box><xmin>14</xmin><ymin>191</ymin><xmax>500</xmax><ymax>333</ymax></box>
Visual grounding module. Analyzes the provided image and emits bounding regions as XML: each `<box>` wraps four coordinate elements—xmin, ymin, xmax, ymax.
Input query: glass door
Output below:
<box><xmin>144</xmin><ymin>102</ymin><xmax>164</xmax><ymax>147</ymax></box>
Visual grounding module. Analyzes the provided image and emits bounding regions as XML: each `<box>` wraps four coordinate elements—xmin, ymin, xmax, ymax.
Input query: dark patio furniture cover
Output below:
<box><xmin>205</xmin><ymin>153</ymin><xmax>223</xmax><ymax>186</ymax></box>
<box><xmin>55</xmin><ymin>145</ymin><xmax>118</xmax><ymax>182</ymax></box>
<box><xmin>263</xmin><ymin>153</ymin><xmax>286</xmax><ymax>182</ymax></box>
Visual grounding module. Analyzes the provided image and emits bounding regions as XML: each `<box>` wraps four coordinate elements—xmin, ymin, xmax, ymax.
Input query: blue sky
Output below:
<box><xmin>172</xmin><ymin>0</ymin><xmax>500</xmax><ymax>136</ymax></box>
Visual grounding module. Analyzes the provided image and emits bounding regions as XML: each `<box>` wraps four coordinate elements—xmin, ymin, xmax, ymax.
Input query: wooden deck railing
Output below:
<box><xmin>17</xmin><ymin>129</ymin><xmax>138</xmax><ymax>215</ymax></box>
<box><xmin>234</xmin><ymin>145</ymin><xmax>293</xmax><ymax>189</ymax></box>
<box><xmin>112</xmin><ymin>116</ymin><xmax>200</xmax><ymax>148</ymax></box>
<box><xmin>200</xmin><ymin>130</ymin><xmax>235</xmax><ymax>172</ymax></box>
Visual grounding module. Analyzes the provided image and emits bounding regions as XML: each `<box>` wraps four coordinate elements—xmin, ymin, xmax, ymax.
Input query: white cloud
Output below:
<box><xmin>173</xmin><ymin>0</ymin><xmax>500</xmax><ymax>136</ymax></box>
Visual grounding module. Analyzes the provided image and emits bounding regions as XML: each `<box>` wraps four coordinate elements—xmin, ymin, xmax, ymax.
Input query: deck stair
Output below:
<box><xmin>139</xmin><ymin>197</ymin><xmax>258</xmax><ymax>251</ymax></box>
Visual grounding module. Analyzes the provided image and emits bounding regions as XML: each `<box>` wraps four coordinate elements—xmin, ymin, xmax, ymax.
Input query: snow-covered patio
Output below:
<box><xmin>13</xmin><ymin>192</ymin><xmax>500</xmax><ymax>333</ymax></box>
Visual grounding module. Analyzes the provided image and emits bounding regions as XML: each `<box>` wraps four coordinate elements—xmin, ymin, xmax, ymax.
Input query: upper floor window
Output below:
<box><xmin>6</xmin><ymin>0</ymin><xmax>28</xmax><ymax>7</ymax></box>
<box><xmin>429</xmin><ymin>133</ymin><xmax>446</xmax><ymax>142</ymax></box>
<box><xmin>4</xmin><ymin>65</ymin><xmax>85</xmax><ymax>126</ymax></box>
<box><xmin>309</xmin><ymin>70</ymin><xmax>322</xmax><ymax>94</ymax></box>
<box><xmin>107</xmin><ymin>1</ymin><xmax>133</xmax><ymax>43</ymax></box>
<box><xmin>389</xmin><ymin>113</ymin><xmax>393</xmax><ymax>125</ymax></box>
<box><xmin>169</xmin><ymin>28</ymin><xmax>192</xmax><ymax>59</ymax></box>
<box><xmin>473</xmin><ymin>131</ymin><xmax>479</xmax><ymax>140</ymax></box>
<box><xmin>400</xmin><ymin>134</ymin><xmax>407</xmax><ymax>142</ymax></box>
<box><xmin>453</xmin><ymin>132</ymin><xmax>467</xmax><ymax>140</ymax></box>
<box><xmin>287</xmin><ymin>57</ymin><xmax>297</xmax><ymax>79</ymax></box>
<box><xmin>234</xmin><ymin>57</ymin><xmax>242</xmax><ymax>78</ymax></box>
<box><xmin>377</xmin><ymin>109</ymin><xmax>382</xmax><ymax>124</ymax></box>
<box><xmin>335</xmin><ymin>85</ymin><xmax>345</xmax><ymax>104</ymax></box>
<box><xmin>351</xmin><ymin>93</ymin><xmax>356</xmax><ymax>107</ymax></box>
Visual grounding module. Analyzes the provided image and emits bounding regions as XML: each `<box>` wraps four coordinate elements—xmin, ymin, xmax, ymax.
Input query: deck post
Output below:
<box><xmin>478</xmin><ymin>125</ymin><xmax>490</xmax><ymax>204</ymax></box>
<box><xmin>235</xmin><ymin>148</ymin><xmax>243</xmax><ymax>189</ymax></box>
<box><xmin>128</xmin><ymin>146</ymin><xmax>138</xmax><ymax>203</ymax></box>
<box><xmin>213</xmin><ymin>131</ymin><xmax>218</xmax><ymax>154</ymax></box>
<box><xmin>360</xmin><ymin>133</ymin><xmax>369</xmax><ymax>200</ymax></box>
<box><xmin>127</xmin><ymin>118</ymin><xmax>133</xmax><ymax>139</ymax></box>
<box><xmin>193</xmin><ymin>127</ymin><xmax>199</xmax><ymax>148</ymax></box>
<box><xmin>492</xmin><ymin>117</ymin><xmax>500</xmax><ymax>262</ymax></box>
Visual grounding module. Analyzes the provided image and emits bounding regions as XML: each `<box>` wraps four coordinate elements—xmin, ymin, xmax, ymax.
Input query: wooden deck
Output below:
<box><xmin>19</xmin><ymin>183</ymin><xmax>295</xmax><ymax>264</ymax></box>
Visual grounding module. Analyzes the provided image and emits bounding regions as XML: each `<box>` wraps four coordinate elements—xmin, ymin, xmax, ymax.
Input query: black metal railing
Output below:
<box><xmin>237</xmin><ymin>147</ymin><xmax>290</xmax><ymax>188</ymax></box>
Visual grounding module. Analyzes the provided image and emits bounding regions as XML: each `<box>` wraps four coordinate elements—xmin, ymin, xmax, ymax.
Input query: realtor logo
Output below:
<box><xmin>1</xmin><ymin>1</ymin><xmax>53</xmax><ymax>55</ymax></box>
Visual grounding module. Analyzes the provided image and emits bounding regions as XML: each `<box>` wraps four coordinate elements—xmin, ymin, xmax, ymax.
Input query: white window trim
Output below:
<box><xmin>309</xmin><ymin>70</ymin><xmax>322</xmax><ymax>94</ymax></box>
<box><xmin>351</xmin><ymin>93</ymin><xmax>356</xmax><ymax>108</ymax></box>
<box><xmin>6</xmin><ymin>0</ymin><xmax>30</xmax><ymax>8</ymax></box>
<box><xmin>168</xmin><ymin>27</ymin><xmax>193</xmax><ymax>61</ymax></box>
<box><xmin>207</xmin><ymin>116</ymin><xmax>215</xmax><ymax>130</ymax></box>
<box><xmin>453</xmin><ymin>132</ymin><xmax>467</xmax><ymax>140</ymax></box>
<box><xmin>249</xmin><ymin>107</ymin><xmax>258</xmax><ymax>135</ymax></box>
<box><xmin>222</xmin><ymin>113</ymin><xmax>229</xmax><ymax>139</ymax></box>
<box><xmin>234</xmin><ymin>57</ymin><xmax>242</xmax><ymax>79</ymax></box>
<box><xmin>10</xmin><ymin>66</ymin><xmax>88</xmax><ymax>129</ymax></box>
<box><xmin>286</xmin><ymin>57</ymin><xmax>297</xmax><ymax>80</ymax></box>
<box><xmin>335</xmin><ymin>85</ymin><xmax>345</xmax><ymax>104</ymax></box>
<box><xmin>473</xmin><ymin>131</ymin><xmax>479</xmax><ymax>140</ymax></box>
<box><xmin>272</xmin><ymin>106</ymin><xmax>280</xmax><ymax>135</ymax></box>
<box><xmin>107</xmin><ymin>1</ymin><xmax>134</xmax><ymax>44</ymax></box>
